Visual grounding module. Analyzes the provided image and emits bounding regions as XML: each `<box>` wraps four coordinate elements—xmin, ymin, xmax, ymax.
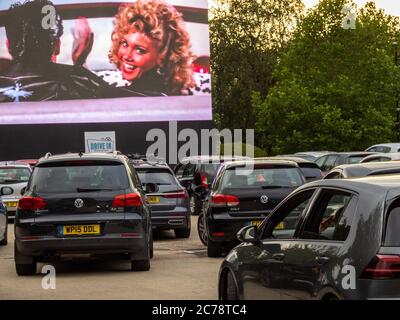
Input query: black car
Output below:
<box><xmin>174</xmin><ymin>156</ymin><xmax>249</xmax><ymax>215</ymax></box>
<box><xmin>199</xmin><ymin>160</ymin><xmax>306</xmax><ymax>257</ymax></box>
<box><xmin>259</xmin><ymin>157</ymin><xmax>323</xmax><ymax>182</ymax></box>
<box><xmin>131</xmin><ymin>158</ymin><xmax>191</xmax><ymax>238</ymax></box>
<box><xmin>324</xmin><ymin>162</ymin><xmax>400</xmax><ymax>179</ymax></box>
<box><xmin>315</xmin><ymin>152</ymin><xmax>376</xmax><ymax>174</ymax></box>
<box><xmin>14</xmin><ymin>152</ymin><xmax>155</xmax><ymax>275</ymax></box>
<box><xmin>219</xmin><ymin>175</ymin><xmax>400</xmax><ymax>300</ymax></box>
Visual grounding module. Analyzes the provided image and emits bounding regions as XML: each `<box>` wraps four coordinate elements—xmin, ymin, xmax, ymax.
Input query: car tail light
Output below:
<box><xmin>361</xmin><ymin>255</ymin><xmax>400</xmax><ymax>279</ymax></box>
<box><xmin>112</xmin><ymin>193</ymin><xmax>142</xmax><ymax>207</ymax></box>
<box><xmin>211</xmin><ymin>194</ymin><xmax>240</xmax><ymax>207</ymax></box>
<box><xmin>163</xmin><ymin>190</ymin><xmax>188</xmax><ymax>199</ymax></box>
<box><xmin>18</xmin><ymin>196</ymin><xmax>47</xmax><ymax>211</ymax></box>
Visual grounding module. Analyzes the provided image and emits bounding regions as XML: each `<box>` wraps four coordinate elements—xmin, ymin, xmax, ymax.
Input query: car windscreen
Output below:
<box><xmin>136</xmin><ymin>168</ymin><xmax>177</xmax><ymax>186</ymax></box>
<box><xmin>0</xmin><ymin>167</ymin><xmax>31</xmax><ymax>184</ymax></box>
<box><xmin>199</xmin><ymin>163</ymin><xmax>221</xmax><ymax>179</ymax></box>
<box><xmin>221</xmin><ymin>166</ymin><xmax>304</xmax><ymax>189</ymax></box>
<box><xmin>30</xmin><ymin>161</ymin><xmax>129</xmax><ymax>193</ymax></box>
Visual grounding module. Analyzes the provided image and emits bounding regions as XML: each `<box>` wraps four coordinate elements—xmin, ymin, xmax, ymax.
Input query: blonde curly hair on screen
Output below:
<box><xmin>109</xmin><ymin>0</ymin><xmax>195</xmax><ymax>95</ymax></box>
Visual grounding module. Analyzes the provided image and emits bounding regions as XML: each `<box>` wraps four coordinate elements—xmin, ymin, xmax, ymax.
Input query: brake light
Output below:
<box><xmin>163</xmin><ymin>190</ymin><xmax>188</xmax><ymax>199</ymax></box>
<box><xmin>211</xmin><ymin>194</ymin><xmax>239</xmax><ymax>207</ymax></box>
<box><xmin>18</xmin><ymin>196</ymin><xmax>47</xmax><ymax>210</ymax></box>
<box><xmin>112</xmin><ymin>193</ymin><xmax>142</xmax><ymax>207</ymax></box>
<box><xmin>361</xmin><ymin>255</ymin><xmax>400</xmax><ymax>279</ymax></box>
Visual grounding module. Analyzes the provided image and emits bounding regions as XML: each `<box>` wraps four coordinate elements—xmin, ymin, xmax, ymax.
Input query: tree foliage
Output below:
<box><xmin>253</xmin><ymin>0</ymin><xmax>400</xmax><ymax>154</ymax></box>
<box><xmin>210</xmin><ymin>0</ymin><xmax>304</xmax><ymax>130</ymax></box>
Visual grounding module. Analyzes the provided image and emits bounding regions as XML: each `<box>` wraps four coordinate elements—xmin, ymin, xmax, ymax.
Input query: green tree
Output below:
<box><xmin>210</xmin><ymin>0</ymin><xmax>304</xmax><ymax>131</ymax></box>
<box><xmin>254</xmin><ymin>0</ymin><xmax>400</xmax><ymax>154</ymax></box>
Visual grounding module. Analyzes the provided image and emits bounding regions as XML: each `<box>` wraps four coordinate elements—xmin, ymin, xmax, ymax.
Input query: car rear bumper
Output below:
<box><xmin>207</xmin><ymin>213</ymin><xmax>265</xmax><ymax>242</ymax></box>
<box><xmin>151</xmin><ymin>211</ymin><xmax>190</xmax><ymax>229</ymax></box>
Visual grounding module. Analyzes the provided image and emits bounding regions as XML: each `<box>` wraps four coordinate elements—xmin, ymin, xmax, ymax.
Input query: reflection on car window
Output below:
<box><xmin>0</xmin><ymin>167</ymin><xmax>31</xmax><ymax>184</ymax></box>
<box><xmin>261</xmin><ymin>189</ymin><xmax>315</xmax><ymax>240</ymax></box>
<box><xmin>301</xmin><ymin>190</ymin><xmax>355</xmax><ymax>241</ymax></box>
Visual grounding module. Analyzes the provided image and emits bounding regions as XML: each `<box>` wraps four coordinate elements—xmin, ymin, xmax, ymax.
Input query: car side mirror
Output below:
<box><xmin>20</xmin><ymin>186</ymin><xmax>27</xmax><ymax>195</ymax></box>
<box><xmin>1</xmin><ymin>186</ymin><xmax>13</xmax><ymax>196</ymax></box>
<box><xmin>144</xmin><ymin>183</ymin><xmax>158</xmax><ymax>194</ymax></box>
<box><xmin>194</xmin><ymin>185</ymin><xmax>207</xmax><ymax>199</ymax></box>
<box><xmin>237</xmin><ymin>225</ymin><xmax>258</xmax><ymax>243</ymax></box>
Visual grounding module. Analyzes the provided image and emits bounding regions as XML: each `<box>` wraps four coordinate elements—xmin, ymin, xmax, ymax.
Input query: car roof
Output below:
<box><xmin>256</xmin><ymin>156</ymin><xmax>315</xmax><ymax>164</ymax></box>
<box><xmin>179</xmin><ymin>155</ymin><xmax>250</xmax><ymax>163</ymax></box>
<box><xmin>333</xmin><ymin>161</ymin><xmax>400</xmax><ymax>171</ymax></box>
<box><xmin>0</xmin><ymin>163</ymin><xmax>31</xmax><ymax>169</ymax></box>
<box><xmin>361</xmin><ymin>152</ymin><xmax>400</xmax><ymax>162</ymax></box>
<box><xmin>367</xmin><ymin>143</ymin><xmax>400</xmax><ymax>148</ymax></box>
<box><xmin>130</xmin><ymin>160</ymin><xmax>171</xmax><ymax>169</ymax></box>
<box><xmin>37</xmin><ymin>152</ymin><xmax>126</xmax><ymax>164</ymax></box>
<box><xmin>222</xmin><ymin>159</ymin><xmax>300</xmax><ymax>169</ymax></box>
<box><xmin>304</xmin><ymin>174</ymin><xmax>400</xmax><ymax>193</ymax></box>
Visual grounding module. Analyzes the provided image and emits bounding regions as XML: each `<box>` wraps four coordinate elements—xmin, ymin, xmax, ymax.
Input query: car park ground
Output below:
<box><xmin>0</xmin><ymin>216</ymin><xmax>222</xmax><ymax>299</ymax></box>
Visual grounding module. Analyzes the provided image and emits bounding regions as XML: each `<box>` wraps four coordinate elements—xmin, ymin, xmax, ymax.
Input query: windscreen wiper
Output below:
<box><xmin>77</xmin><ymin>188</ymin><xmax>113</xmax><ymax>192</ymax></box>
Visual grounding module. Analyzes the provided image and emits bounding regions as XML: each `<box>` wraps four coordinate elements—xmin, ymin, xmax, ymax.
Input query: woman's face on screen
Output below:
<box><xmin>117</xmin><ymin>31</ymin><xmax>162</xmax><ymax>81</ymax></box>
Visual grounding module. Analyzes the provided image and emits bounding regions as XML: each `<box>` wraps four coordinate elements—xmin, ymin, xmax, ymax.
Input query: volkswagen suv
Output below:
<box><xmin>14</xmin><ymin>152</ymin><xmax>154</xmax><ymax>275</ymax></box>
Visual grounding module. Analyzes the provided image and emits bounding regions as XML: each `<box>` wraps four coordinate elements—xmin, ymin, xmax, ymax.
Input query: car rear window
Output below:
<box><xmin>136</xmin><ymin>168</ymin><xmax>177</xmax><ymax>186</ymax></box>
<box><xmin>221</xmin><ymin>166</ymin><xmax>304</xmax><ymax>189</ymax></box>
<box><xmin>30</xmin><ymin>161</ymin><xmax>129</xmax><ymax>193</ymax></box>
<box><xmin>0</xmin><ymin>167</ymin><xmax>31</xmax><ymax>184</ymax></box>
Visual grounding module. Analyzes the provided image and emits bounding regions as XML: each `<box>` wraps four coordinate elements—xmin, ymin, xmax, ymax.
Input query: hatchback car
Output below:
<box><xmin>174</xmin><ymin>156</ymin><xmax>249</xmax><ymax>215</ymax></box>
<box><xmin>0</xmin><ymin>164</ymin><xmax>32</xmax><ymax>219</ymax></box>
<box><xmin>14</xmin><ymin>152</ymin><xmax>154</xmax><ymax>275</ymax></box>
<box><xmin>315</xmin><ymin>152</ymin><xmax>376</xmax><ymax>174</ymax></box>
<box><xmin>131</xmin><ymin>158</ymin><xmax>191</xmax><ymax>238</ymax></box>
<box><xmin>219</xmin><ymin>175</ymin><xmax>400</xmax><ymax>300</ymax></box>
<box><xmin>258</xmin><ymin>157</ymin><xmax>323</xmax><ymax>182</ymax></box>
<box><xmin>199</xmin><ymin>160</ymin><xmax>306</xmax><ymax>257</ymax></box>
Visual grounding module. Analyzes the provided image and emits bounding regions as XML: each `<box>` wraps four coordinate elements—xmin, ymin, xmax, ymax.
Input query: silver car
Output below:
<box><xmin>0</xmin><ymin>164</ymin><xmax>32</xmax><ymax>219</ymax></box>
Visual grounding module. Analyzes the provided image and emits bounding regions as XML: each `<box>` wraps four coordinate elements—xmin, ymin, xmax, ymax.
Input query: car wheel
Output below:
<box><xmin>175</xmin><ymin>227</ymin><xmax>191</xmax><ymax>238</ymax></box>
<box><xmin>150</xmin><ymin>229</ymin><xmax>154</xmax><ymax>259</ymax></box>
<box><xmin>0</xmin><ymin>223</ymin><xmax>8</xmax><ymax>246</ymax></box>
<box><xmin>207</xmin><ymin>239</ymin><xmax>222</xmax><ymax>257</ymax></box>
<box><xmin>14</xmin><ymin>243</ymin><xmax>37</xmax><ymax>275</ymax></box>
<box><xmin>189</xmin><ymin>195</ymin><xmax>201</xmax><ymax>215</ymax></box>
<box><xmin>226</xmin><ymin>271</ymin><xmax>239</xmax><ymax>300</ymax></box>
<box><xmin>131</xmin><ymin>233</ymin><xmax>151</xmax><ymax>271</ymax></box>
<box><xmin>197</xmin><ymin>213</ymin><xmax>208</xmax><ymax>246</ymax></box>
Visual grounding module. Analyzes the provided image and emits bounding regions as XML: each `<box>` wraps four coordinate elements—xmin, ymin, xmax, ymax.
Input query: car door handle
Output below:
<box><xmin>315</xmin><ymin>256</ymin><xmax>330</xmax><ymax>265</ymax></box>
<box><xmin>272</xmin><ymin>253</ymin><xmax>285</xmax><ymax>261</ymax></box>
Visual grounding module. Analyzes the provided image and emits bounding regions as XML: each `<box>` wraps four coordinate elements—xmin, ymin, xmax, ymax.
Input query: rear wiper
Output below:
<box><xmin>77</xmin><ymin>188</ymin><xmax>113</xmax><ymax>192</ymax></box>
<box><xmin>261</xmin><ymin>185</ymin><xmax>286</xmax><ymax>189</ymax></box>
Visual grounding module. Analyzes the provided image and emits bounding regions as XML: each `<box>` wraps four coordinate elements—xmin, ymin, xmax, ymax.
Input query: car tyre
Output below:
<box><xmin>226</xmin><ymin>271</ymin><xmax>239</xmax><ymax>300</ymax></box>
<box><xmin>0</xmin><ymin>223</ymin><xmax>8</xmax><ymax>246</ymax></box>
<box><xmin>189</xmin><ymin>194</ymin><xmax>201</xmax><ymax>216</ymax></box>
<box><xmin>150</xmin><ymin>229</ymin><xmax>154</xmax><ymax>259</ymax></box>
<box><xmin>207</xmin><ymin>239</ymin><xmax>222</xmax><ymax>257</ymax></box>
<box><xmin>131</xmin><ymin>233</ymin><xmax>151</xmax><ymax>271</ymax></box>
<box><xmin>175</xmin><ymin>227</ymin><xmax>191</xmax><ymax>238</ymax></box>
<box><xmin>197</xmin><ymin>213</ymin><xmax>207</xmax><ymax>246</ymax></box>
<box><xmin>14</xmin><ymin>243</ymin><xmax>37</xmax><ymax>275</ymax></box>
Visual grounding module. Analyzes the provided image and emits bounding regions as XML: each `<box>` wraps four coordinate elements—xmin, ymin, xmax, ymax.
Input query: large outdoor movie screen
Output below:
<box><xmin>0</xmin><ymin>0</ymin><xmax>211</xmax><ymax>124</ymax></box>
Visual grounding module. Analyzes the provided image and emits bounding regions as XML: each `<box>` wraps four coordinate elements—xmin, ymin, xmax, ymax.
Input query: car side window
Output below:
<box><xmin>323</xmin><ymin>155</ymin><xmax>338</xmax><ymax>171</ymax></box>
<box><xmin>300</xmin><ymin>189</ymin><xmax>356</xmax><ymax>242</ymax></box>
<box><xmin>315</xmin><ymin>156</ymin><xmax>326</xmax><ymax>169</ymax></box>
<box><xmin>175</xmin><ymin>164</ymin><xmax>185</xmax><ymax>178</ymax></box>
<box><xmin>183</xmin><ymin>163</ymin><xmax>196</xmax><ymax>177</ymax></box>
<box><xmin>260</xmin><ymin>189</ymin><xmax>316</xmax><ymax>240</ymax></box>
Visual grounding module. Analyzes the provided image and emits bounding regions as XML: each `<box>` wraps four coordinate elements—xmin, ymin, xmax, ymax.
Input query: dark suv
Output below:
<box><xmin>14</xmin><ymin>152</ymin><xmax>154</xmax><ymax>275</ymax></box>
<box><xmin>199</xmin><ymin>160</ymin><xmax>306</xmax><ymax>257</ymax></box>
<box><xmin>131</xmin><ymin>158</ymin><xmax>191</xmax><ymax>238</ymax></box>
<box><xmin>174</xmin><ymin>156</ymin><xmax>249</xmax><ymax>215</ymax></box>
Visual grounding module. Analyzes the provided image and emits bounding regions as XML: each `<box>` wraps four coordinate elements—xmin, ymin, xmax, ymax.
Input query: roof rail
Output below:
<box><xmin>44</xmin><ymin>152</ymin><xmax>52</xmax><ymax>159</ymax></box>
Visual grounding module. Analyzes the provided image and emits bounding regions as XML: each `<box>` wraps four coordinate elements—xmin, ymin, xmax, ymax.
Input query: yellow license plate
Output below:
<box><xmin>251</xmin><ymin>220</ymin><xmax>263</xmax><ymax>227</ymax></box>
<box><xmin>63</xmin><ymin>225</ymin><xmax>100</xmax><ymax>236</ymax></box>
<box><xmin>147</xmin><ymin>196</ymin><xmax>159</xmax><ymax>203</ymax></box>
<box><xmin>5</xmin><ymin>201</ymin><xmax>18</xmax><ymax>208</ymax></box>
<box><xmin>275</xmin><ymin>222</ymin><xmax>285</xmax><ymax>230</ymax></box>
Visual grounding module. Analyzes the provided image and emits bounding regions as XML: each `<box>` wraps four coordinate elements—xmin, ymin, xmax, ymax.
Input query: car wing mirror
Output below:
<box><xmin>20</xmin><ymin>186</ymin><xmax>27</xmax><ymax>195</ymax></box>
<box><xmin>1</xmin><ymin>186</ymin><xmax>13</xmax><ymax>196</ymax></box>
<box><xmin>237</xmin><ymin>225</ymin><xmax>258</xmax><ymax>243</ymax></box>
<box><xmin>144</xmin><ymin>182</ymin><xmax>158</xmax><ymax>194</ymax></box>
